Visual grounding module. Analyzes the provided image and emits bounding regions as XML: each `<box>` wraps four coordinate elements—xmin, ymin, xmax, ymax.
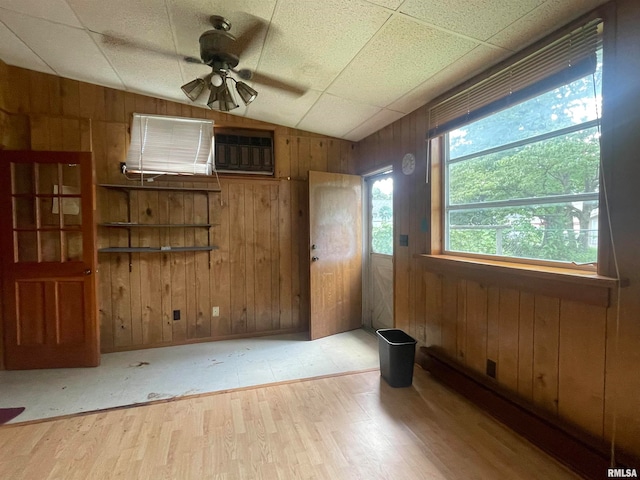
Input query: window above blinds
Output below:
<box><xmin>125</xmin><ymin>114</ymin><xmax>214</xmax><ymax>176</ymax></box>
<box><xmin>428</xmin><ymin>18</ymin><xmax>602</xmax><ymax>139</ymax></box>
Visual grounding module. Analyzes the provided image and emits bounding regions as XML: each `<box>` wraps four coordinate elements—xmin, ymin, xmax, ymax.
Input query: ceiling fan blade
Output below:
<box><xmin>230</xmin><ymin>16</ymin><xmax>268</xmax><ymax>58</ymax></box>
<box><xmin>184</xmin><ymin>56</ymin><xmax>205</xmax><ymax>64</ymax></box>
<box><xmin>100</xmin><ymin>32</ymin><xmax>198</xmax><ymax>64</ymax></box>
<box><xmin>246</xmin><ymin>71</ymin><xmax>307</xmax><ymax>97</ymax></box>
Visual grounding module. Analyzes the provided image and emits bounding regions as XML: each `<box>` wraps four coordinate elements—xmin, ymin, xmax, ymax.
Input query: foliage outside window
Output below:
<box><xmin>444</xmin><ymin>50</ymin><xmax>602</xmax><ymax>265</ymax></box>
<box><xmin>371</xmin><ymin>177</ymin><xmax>393</xmax><ymax>255</ymax></box>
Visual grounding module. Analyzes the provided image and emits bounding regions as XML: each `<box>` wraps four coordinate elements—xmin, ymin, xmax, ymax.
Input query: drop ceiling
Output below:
<box><xmin>0</xmin><ymin>0</ymin><xmax>608</xmax><ymax>141</ymax></box>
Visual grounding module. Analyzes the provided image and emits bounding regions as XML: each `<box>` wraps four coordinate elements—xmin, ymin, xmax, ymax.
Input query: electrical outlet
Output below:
<box><xmin>212</xmin><ymin>306</ymin><xmax>220</xmax><ymax>317</ymax></box>
<box><xmin>486</xmin><ymin>359</ymin><xmax>497</xmax><ymax>378</ymax></box>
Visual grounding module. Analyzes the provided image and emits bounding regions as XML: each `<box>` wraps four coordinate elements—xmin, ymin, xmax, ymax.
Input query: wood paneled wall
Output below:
<box><xmin>0</xmin><ymin>64</ymin><xmax>354</xmax><ymax>356</ymax></box>
<box><xmin>417</xmin><ymin>273</ymin><xmax>611</xmax><ymax>438</ymax></box>
<box><xmin>354</xmin><ymin>0</ymin><xmax>640</xmax><ymax>459</ymax></box>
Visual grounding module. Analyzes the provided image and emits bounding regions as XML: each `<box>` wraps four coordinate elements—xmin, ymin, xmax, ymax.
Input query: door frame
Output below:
<box><xmin>362</xmin><ymin>166</ymin><xmax>394</xmax><ymax>330</ymax></box>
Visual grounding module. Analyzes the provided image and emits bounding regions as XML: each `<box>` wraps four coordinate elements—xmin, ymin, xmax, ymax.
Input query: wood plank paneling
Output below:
<box><xmin>194</xmin><ymin>193</ymin><xmax>211</xmax><ymax>338</ymax></box>
<box><xmin>183</xmin><ymin>192</ymin><xmax>197</xmax><ymax>339</ymax></box>
<box><xmin>486</xmin><ymin>286</ymin><xmax>500</xmax><ymax>366</ymax></box>
<box><xmin>440</xmin><ymin>276</ymin><xmax>458</xmax><ymax>358</ymax></box>
<box><xmin>138</xmin><ymin>191</ymin><xmax>163</xmax><ymax>345</ymax></box>
<box><xmin>158</xmin><ymin>198</ymin><xmax>173</xmax><ymax>343</ymax></box>
<box><xmin>558</xmin><ymin>300</ymin><xmax>606</xmax><ymax>437</ymax></box>
<box><xmin>244</xmin><ymin>186</ymin><xmax>256</xmax><ymax>333</ymax></box>
<box><xmin>465</xmin><ymin>281</ymin><xmax>488</xmax><ymax>374</ymax></box>
<box><xmin>290</xmin><ymin>181</ymin><xmax>302</xmax><ymax>330</ymax></box>
<box><xmin>278</xmin><ymin>180</ymin><xmax>292</xmax><ymax>330</ymax></box>
<box><xmin>518</xmin><ymin>292</ymin><xmax>535</xmax><ymax>401</ymax></box>
<box><xmin>424</xmin><ymin>272</ymin><xmax>442</xmax><ymax>346</ymax></box>
<box><xmin>211</xmin><ymin>185</ymin><xmax>231</xmax><ymax>337</ymax></box>
<box><xmin>229</xmin><ymin>183</ymin><xmax>247</xmax><ymax>334</ymax></box>
<box><xmin>456</xmin><ymin>279</ymin><xmax>467</xmax><ymax>363</ymax></box>
<box><xmin>497</xmin><ymin>288</ymin><xmax>520</xmax><ymax>392</ymax></box>
<box><xmin>533</xmin><ymin>295</ymin><xmax>560</xmax><ymax>415</ymax></box>
<box><xmin>275</xmin><ymin>136</ymin><xmax>291</xmax><ymax>178</ymax></box>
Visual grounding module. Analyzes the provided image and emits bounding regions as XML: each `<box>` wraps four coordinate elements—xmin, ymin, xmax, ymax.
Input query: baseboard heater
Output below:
<box><xmin>417</xmin><ymin>346</ymin><xmax>638</xmax><ymax>480</ymax></box>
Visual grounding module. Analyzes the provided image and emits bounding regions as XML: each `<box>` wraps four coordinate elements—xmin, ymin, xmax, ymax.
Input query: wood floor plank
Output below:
<box><xmin>0</xmin><ymin>370</ymin><xmax>579</xmax><ymax>480</ymax></box>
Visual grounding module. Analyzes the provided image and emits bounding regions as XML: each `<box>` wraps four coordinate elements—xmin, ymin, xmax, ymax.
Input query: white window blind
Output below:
<box><xmin>428</xmin><ymin>18</ymin><xmax>601</xmax><ymax>139</ymax></box>
<box><xmin>126</xmin><ymin>114</ymin><xmax>214</xmax><ymax>176</ymax></box>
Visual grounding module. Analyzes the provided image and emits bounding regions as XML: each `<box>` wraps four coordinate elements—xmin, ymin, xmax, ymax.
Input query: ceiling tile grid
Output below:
<box><xmin>296</xmin><ymin>93</ymin><xmax>382</xmax><ymax>138</ymax></box>
<box><xmin>257</xmin><ymin>0</ymin><xmax>391</xmax><ymax>92</ymax></box>
<box><xmin>388</xmin><ymin>44</ymin><xmax>511</xmax><ymax>114</ymax></box>
<box><xmin>0</xmin><ymin>8</ymin><xmax>124</xmax><ymax>89</ymax></box>
<box><xmin>327</xmin><ymin>15</ymin><xmax>480</xmax><ymax>109</ymax></box>
<box><xmin>245</xmin><ymin>87</ymin><xmax>322</xmax><ymax>129</ymax></box>
<box><xmin>0</xmin><ymin>19</ymin><xmax>55</xmax><ymax>74</ymax></box>
<box><xmin>0</xmin><ymin>0</ymin><xmax>82</xmax><ymax>28</ymax></box>
<box><xmin>399</xmin><ymin>0</ymin><xmax>547</xmax><ymax>41</ymax></box>
<box><xmin>344</xmin><ymin>108</ymin><xmax>405</xmax><ymax>141</ymax></box>
<box><xmin>0</xmin><ymin>0</ymin><xmax>607</xmax><ymax>141</ymax></box>
<box><xmin>487</xmin><ymin>0</ymin><xmax>610</xmax><ymax>50</ymax></box>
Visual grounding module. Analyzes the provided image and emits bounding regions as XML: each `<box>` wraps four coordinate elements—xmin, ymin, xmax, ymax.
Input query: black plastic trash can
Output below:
<box><xmin>376</xmin><ymin>329</ymin><xmax>417</xmax><ymax>388</ymax></box>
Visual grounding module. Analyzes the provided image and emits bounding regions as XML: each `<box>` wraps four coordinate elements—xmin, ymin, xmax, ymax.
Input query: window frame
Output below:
<box><xmin>427</xmin><ymin>16</ymin><xmax>608</xmax><ymax>273</ymax></box>
<box><xmin>442</xmin><ymin>118</ymin><xmax>602</xmax><ymax>270</ymax></box>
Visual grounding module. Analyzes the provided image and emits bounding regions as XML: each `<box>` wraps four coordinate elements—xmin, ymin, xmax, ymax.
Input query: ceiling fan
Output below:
<box><xmin>181</xmin><ymin>15</ymin><xmax>305</xmax><ymax>112</ymax></box>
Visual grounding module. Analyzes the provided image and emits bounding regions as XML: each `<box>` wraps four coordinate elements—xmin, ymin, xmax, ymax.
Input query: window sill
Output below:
<box><xmin>414</xmin><ymin>254</ymin><xmax>617</xmax><ymax>307</ymax></box>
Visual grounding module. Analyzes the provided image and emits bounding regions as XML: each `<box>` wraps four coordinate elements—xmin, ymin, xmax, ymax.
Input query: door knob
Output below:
<box><xmin>84</xmin><ymin>268</ymin><xmax>92</xmax><ymax>275</ymax></box>
<box><xmin>312</xmin><ymin>256</ymin><xmax>319</xmax><ymax>262</ymax></box>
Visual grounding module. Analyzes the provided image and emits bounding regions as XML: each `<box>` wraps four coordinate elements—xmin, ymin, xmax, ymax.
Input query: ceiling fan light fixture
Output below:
<box><xmin>181</xmin><ymin>77</ymin><xmax>206</xmax><ymax>101</ymax></box>
<box><xmin>210</xmin><ymin>72</ymin><xmax>224</xmax><ymax>87</ymax></box>
<box><xmin>235</xmin><ymin>81</ymin><xmax>258</xmax><ymax>105</ymax></box>
<box><xmin>207</xmin><ymin>78</ymin><xmax>239</xmax><ymax>111</ymax></box>
<box><xmin>206</xmin><ymin>84</ymin><xmax>222</xmax><ymax>109</ymax></box>
<box><xmin>219</xmin><ymin>83</ymin><xmax>239</xmax><ymax>111</ymax></box>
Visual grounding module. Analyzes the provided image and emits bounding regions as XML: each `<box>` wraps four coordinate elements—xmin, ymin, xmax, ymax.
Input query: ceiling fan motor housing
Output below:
<box><xmin>199</xmin><ymin>30</ymin><xmax>239</xmax><ymax>69</ymax></box>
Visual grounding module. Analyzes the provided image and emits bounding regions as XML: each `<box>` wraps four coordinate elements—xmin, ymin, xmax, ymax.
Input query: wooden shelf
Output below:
<box><xmin>99</xmin><ymin>246</ymin><xmax>217</xmax><ymax>253</ymax></box>
<box><xmin>98</xmin><ymin>183</ymin><xmax>221</xmax><ymax>193</ymax></box>
<box><xmin>99</xmin><ymin>223</ymin><xmax>212</xmax><ymax>228</ymax></box>
<box><xmin>98</xmin><ymin>183</ymin><xmax>218</xmax><ymax>267</ymax></box>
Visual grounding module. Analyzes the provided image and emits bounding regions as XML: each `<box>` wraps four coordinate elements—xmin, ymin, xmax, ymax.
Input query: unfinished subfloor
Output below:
<box><xmin>0</xmin><ymin>329</ymin><xmax>378</xmax><ymax>423</ymax></box>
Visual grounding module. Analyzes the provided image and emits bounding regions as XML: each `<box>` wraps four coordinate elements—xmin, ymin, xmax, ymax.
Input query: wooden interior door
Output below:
<box><xmin>309</xmin><ymin>171</ymin><xmax>362</xmax><ymax>340</ymax></box>
<box><xmin>1</xmin><ymin>151</ymin><xmax>98</xmax><ymax>369</ymax></box>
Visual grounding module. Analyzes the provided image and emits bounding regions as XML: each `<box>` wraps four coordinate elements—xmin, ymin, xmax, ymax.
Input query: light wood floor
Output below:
<box><xmin>0</xmin><ymin>368</ymin><xmax>579</xmax><ymax>480</ymax></box>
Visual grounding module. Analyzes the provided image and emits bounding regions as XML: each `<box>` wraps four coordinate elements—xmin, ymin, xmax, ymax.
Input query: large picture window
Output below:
<box><xmin>436</xmin><ymin>22</ymin><xmax>602</xmax><ymax>266</ymax></box>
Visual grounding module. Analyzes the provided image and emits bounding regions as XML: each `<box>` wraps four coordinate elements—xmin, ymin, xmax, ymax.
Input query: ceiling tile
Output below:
<box><xmin>400</xmin><ymin>0</ymin><xmax>546</xmax><ymax>41</ymax></box>
<box><xmin>244</xmin><ymin>87</ymin><xmax>322</xmax><ymax>128</ymax></box>
<box><xmin>388</xmin><ymin>44</ymin><xmax>510</xmax><ymax>114</ymax></box>
<box><xmin>343</xmin><ymin>108</ymin><xmax>405</xmax><ymax>141</ymax></box>
<box><xmin>0</xmin><ymin>10</ymin><xmax>123</xmax><ymax>88</ymax></box>
<box><xmin>92</xmin><ymin>32</ymin><xmax>184</xmax><ymax>102</ymax></box>
<box><xmin>296</xmin><ymin>93</ymin><xmax>381</xmax><ymax>138</ymax></box>
<box><xmin>0</xmin><ymin>20</ymin><xmax>54</xmax><ymax>74</ymax></box>
<box><xmin>67</xmin><ymin>0</ymin><xmax>176</xmax><ymax>53</ymax></box>
<box><xmin>487</xmin><ymin>0</ymin><xmax>610</xmax><ymax>50</ymax></box>
<box><xmin>259</xmin><ymin>0</ymin><xmax>391</xmax><ymax>91</ymax></box>
<box><xmin>0</xmin><ymin>1</ymin><xmax>81</xmax><ymax>27</ymax></box>
<box><xmin>327</xmin><ymin>15</ymin><xmax>478</xmax><ymax>108</ymax></box>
